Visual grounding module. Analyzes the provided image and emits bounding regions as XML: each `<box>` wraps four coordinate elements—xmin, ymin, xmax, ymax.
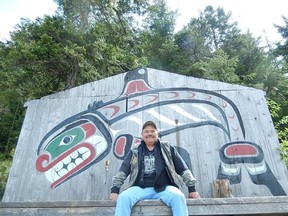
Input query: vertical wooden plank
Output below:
<box><xmin>3</xmin><ymin>68</ymin><xmax>288</xmax><ymax>202</ymax></box>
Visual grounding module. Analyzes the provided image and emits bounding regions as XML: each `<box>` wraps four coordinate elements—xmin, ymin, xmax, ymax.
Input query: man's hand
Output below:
<box><xmin>188</xmin><ymin>191</ymin><xmax>201</xmax><ymax>199</ymax></box>
<box><xmin>110</xmin><ymin>193</ymin><xmax>118</xmax><ymax>201</ymax></box>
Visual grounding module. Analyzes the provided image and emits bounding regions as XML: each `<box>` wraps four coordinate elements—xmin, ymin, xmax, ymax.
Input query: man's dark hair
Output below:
<box><xmin>142</xmin><ymin>121</ymin><xmax>157</xmax><ymax>131</ymax></box>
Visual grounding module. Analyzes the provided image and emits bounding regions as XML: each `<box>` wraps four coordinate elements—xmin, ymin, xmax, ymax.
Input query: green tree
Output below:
<box><xmin>274</xmin><ymin>16</ymin><xmax>288</xmax><ymax>61</ymax></box>
<box><xmin>138</xmin><ymin>0</ymin><xmax>179</xmax><ymax>71</ymax></box>
<box><xmin>0</xmin><ymin>151</ymin><xmax>13</xmax><ymax>199</ymax></box>
<box><xmin>55</xmin><ymin>0</ymin><xmax>148</xmax><ymax>33</ymax></box>
<box><xmin>54</xmin><ymin>0</ymin><xmax>149</xmax><ymax>76</ymax></box>
<box><xmin>0</xmin><ymin>42</ymin><xmax>25</xmax><ymax>156</ymax></box>
<box><xmin>194</xmin><ymin>48</ymin><xmax>239</xmax><ymax>83</ymax></box>
<box><xmin>84</xmin><ymin>21</ymin><xmax>148</xmax><ymax>76</ymax></box>
<box><xmin>6</xmin><ymin>16</ymin><xmax>95</xmax><ymax>95</ymax></box>
<box><xmin>267</xmin><ymin>99</ymin><xmax>288</xmax><ymax>166</ymax></box>
<box><xmin>222</xmin><ymin>32</ymin><xmax>265</xmax><ymax>85</ymax></box>
<box><xmin>266</xmin><ymin>15</ymin><xmax>288</xmax><ymax>166</ymax></box>
<box><xmin>187</xmin><ymin>6</ymin><xmax>239</xmax><ymax>51</ymax></box>
<box><xmin>274</xmin><ymin>15</ymin><xmax>288</xmax><ymax>116</ymax></box>
<box><xmin>174</xmin><ymin>6</ymin><xmax>241</xmax><ymax>77</ymax></box>
<box><xmin>175</xmin><ymin>25</ymin><xmax>210</xmax><ymax>64</ymax></box>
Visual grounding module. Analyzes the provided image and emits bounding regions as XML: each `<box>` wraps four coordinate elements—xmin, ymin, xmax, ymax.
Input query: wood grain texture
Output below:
<box><xmin>1</xmin><ymin>197</ymin><xmax>288</xmax><ymax>215</ymax></box>
<box><xmin>3</xmin><ymin>68</ymin><xmax>288</xmax><ymax>205</ymax></box>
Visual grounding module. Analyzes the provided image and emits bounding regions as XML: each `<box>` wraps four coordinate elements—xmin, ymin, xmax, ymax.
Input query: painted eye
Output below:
<box><xmin>59</xmin><ymin>135</ymin><xmax>76</xmax><ymax>146</ymax></box>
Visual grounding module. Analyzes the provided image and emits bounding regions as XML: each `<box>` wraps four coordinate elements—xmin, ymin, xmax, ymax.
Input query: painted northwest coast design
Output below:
<box><xmin>35</xmin><ymin>68</ymin><xmax>286</xmax><ymax>196</ymax></box>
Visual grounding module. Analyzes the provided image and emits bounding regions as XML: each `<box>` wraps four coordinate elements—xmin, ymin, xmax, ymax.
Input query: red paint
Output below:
<box><xmin>104</xmin><ymin>105</ymin><xmax>120</xmax><ymax>117</ymax></box>
<box><xmin>225</xmin><ymin>144</ymin><xmax>257</xmax><ymax>156</ymax></box>
<box><xmin>115</xmin><ymin>137</ymin><xmax>126</xmax><ymax>157</ymax></box>
<box><xmin>146</xmin><ymin>95</ymin><xmax>158</xmax><ymax>103</ymax></box>
<box><xmin>167</xmin><ymin>92</ymin><xmax>179</xmax><ymax>99</ymax></box>
<box><xmin>36</xmin><ymin>143</ymin><xmax>96</xmax><ymax>173</ymax></box>
<box><xmin>227</xmin><ymin>112</ymin><xmax>235</xmax><ymax>119</ymax></box>
<box><xmin>188</xmin><ymin>91</ymin><xmax>196</xmax><ymax>98</ymax></box>
<box><xmin>81</xmin><ymin>123</ymin><xmax>96</xmax><ymax>137</ymax></box>
<box><xmin>124</xmin><ymin>80</ymin><xmax>151</xmax><ymax>95</ymax></box>
<box><xmin>129</xmin><ymin>99</ymin><xmax>140</xmax><ymax>109</ymax></box>
<box><xmin>50</xmin><ymin>143</ymin><xmax>96</xmax><ymax>189</ymax></box>
<box><xmin>231</xmin><ymin>125</ymin><xmax>239</xmax><ymax>131</ymax></box>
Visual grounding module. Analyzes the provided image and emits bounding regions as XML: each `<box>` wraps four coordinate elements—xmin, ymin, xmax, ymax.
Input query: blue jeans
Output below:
<box><xmin>115</xmin><ymin>185</ymin><xmax>188</xmax><ymax>216</ymax></box>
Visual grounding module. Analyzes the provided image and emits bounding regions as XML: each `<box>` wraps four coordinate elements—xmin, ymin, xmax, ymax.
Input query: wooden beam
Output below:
<box><xmin>0</xmin><ymin>196</ymin><xmax>287</xmax><ymax>215</ymax></box>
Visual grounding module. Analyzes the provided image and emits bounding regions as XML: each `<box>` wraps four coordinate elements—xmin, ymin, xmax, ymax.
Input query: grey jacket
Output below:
<box><xmin>111</xmin><ymin>140</ymin><xmax>197</xmax><ymax>194</ymax></box>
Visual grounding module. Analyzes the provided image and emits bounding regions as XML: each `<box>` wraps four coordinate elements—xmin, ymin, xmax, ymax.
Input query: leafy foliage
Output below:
<box><xmin>0</xmin><ymin>151</ymin><xmax>13</xmax><ymax>200</ymax></box>
<box><xmin>193</xmin><ymin>49</ymin><xmax>239</xmax><ymax>83</ymax></box>
<box><xmin>187</xmin><ymin>6</ymin><xmax>239</xmax><ymax>51</ymax></box>
<box><xmin>267</xmin><ymin>99</ymin><xmax>288</xmax><ymax>166</ymax></box>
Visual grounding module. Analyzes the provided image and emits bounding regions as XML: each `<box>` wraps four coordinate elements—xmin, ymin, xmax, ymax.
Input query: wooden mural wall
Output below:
<box><xmin>3</xmin><ymin>68</ymin><xmax>288</xmax><ymax>202</ymax></box>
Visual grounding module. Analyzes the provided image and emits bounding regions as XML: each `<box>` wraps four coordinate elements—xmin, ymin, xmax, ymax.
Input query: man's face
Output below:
<box><xmin>142</xmin><ymin>125</ymin><xmax>158</xmax><ymax>145</ymax></box>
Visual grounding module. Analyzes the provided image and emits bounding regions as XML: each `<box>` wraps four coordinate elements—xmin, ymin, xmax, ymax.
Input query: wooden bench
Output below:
<box><xmin>1</xmin><ymin>196</ymin><xmax>287</xmax><ymax>215</ymax></box>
